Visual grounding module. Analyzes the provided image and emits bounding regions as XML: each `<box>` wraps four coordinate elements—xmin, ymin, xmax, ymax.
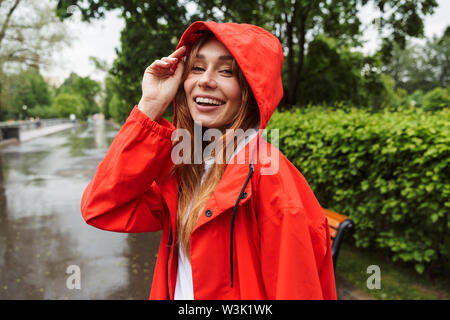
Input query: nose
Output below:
<box><xmin>198</xmin><ymin>68</ymin><xmax>217</xmax><ymax>89</ymax></box>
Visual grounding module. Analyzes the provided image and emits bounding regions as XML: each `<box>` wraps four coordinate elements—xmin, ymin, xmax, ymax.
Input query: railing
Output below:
<box><xmin>0</xmin><ymin>119</ymin><xmax>73</xmax><ymax>131</ymax></box>
<box><xmin>0</xmin><ymin>119</ymin><xmax>75</xmax><ymax>140</ymax></box>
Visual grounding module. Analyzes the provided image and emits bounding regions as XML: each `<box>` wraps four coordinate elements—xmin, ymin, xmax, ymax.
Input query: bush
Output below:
<box><xmin>379</xmin><ymin>74</ymin><xmax>402</xmax><ymax>110</ymax></box>
<box><xmin>108</xmin><ymin>93</ymin><xmax>131</xmax><ymax>123</ymax></box>
<box><xmin>27</xmin><ymin>105</ymin><xmax>58</xmax><ymax>119</ymax></box>
<box><xmin>394</xmin><ymin>88</ymin><xmax>414</xmax><ymax>112</ymax></box>
<box><xmin>410</xmin><ymin>90</ymin><xmax>425</xmax><ymax>108</ymax></box>
<box><xmin>52</xmin><ymin>92</ymin><xmax>87</xmax><ymax>119</ymax></box>
<box><xmin>267</xmin><ymin>107</ymin><xmax>450</xmax><ymax>276</ymax></box>
<box><xmin>422</xmin><ymin>87</ymin><xmax>450</xmax><ymax>112</ymax></box>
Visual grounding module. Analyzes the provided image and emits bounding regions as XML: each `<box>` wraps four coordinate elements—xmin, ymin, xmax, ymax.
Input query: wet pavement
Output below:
<box><xmin>0</xmin><ymin>120</ymin><xmax>161</xmax><ymax>299</ymax></box>
<box><xmin>0</xmin><ymin>119</ymin><xmax>368</xmax><ymax>300</ymax></box>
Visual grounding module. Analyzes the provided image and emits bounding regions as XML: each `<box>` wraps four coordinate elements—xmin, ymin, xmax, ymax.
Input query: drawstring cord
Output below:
<box><xmin>166</xmin><ymin>226</ymin><xmax>173</xmax><ymax>299</ymax></box>
<box><xmin>230</xmin><ymin>161</ymin><xmax>254</xmax><ymax>288</ymax></box>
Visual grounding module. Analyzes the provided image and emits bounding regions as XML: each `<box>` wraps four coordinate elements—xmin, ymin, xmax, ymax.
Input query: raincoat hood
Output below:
<box><xmin>175</xmin><ymin>21</ymin><xmax>284</xmax><ymax>131</ymax></box>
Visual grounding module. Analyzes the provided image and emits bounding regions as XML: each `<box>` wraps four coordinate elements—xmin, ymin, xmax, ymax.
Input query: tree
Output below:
<box><xmin>382</xmin><ymin>41</ymin><xmax>419</xmax><ymax>91</ymax></box>
<box><xmin>0</xmin><ymin>0</ymin><xmax>69</xmax><ymax>71</ymax></box>
<box><xmin>55</xmin><ymin>0</ymin><xmax>438</xmax><ymax>110</ymax></box>
<box><xmin>0</xmin><ymin>67</ymin><xmax>54</xmax><ymax>119</ymax></box>
<box><xmin>55</xmin><ymin>0</ymin><xmax>190</xmax><ymax>118</ymax></box>
<box><xmin>8</xmin><ymin>68</ymin><xmax>52</xmax><ymax>118</ymax></box>
<box><xmin>0</xmin><ymin>0</ymin><xmax>69</xmax><ymax>120</ymax></box>
<box><xmin>52</xmin><ymin>92</ymin><xmax>86</xmax><ymax>118</ymax></box>
<box><xmin>417</xmin><ymin>31</ymin><xmax>450</xmax><ymax>91</ymax></box>
<box><xmin>422</xmin><ymin>87</ymin><xmax>450</xmax><ymax>112</ymax></box>
<box><xmin>108</xmin><ymin>91</ymin><xmax>128</xmax><ymax>123</ymax></box>
<box><xmin>89</xmin><ymin>56</ymin><xmax>112</xmax><ymax>119</ymax></box>
<box><xmin>191</xmin><ymin>0</ymin><xmax>438</xmax><ymax>108</ymax></box>
<box><xmin>296</xmin><ymin>34</ymin><xmax>368</xmax><ymax>107</ymax></box>
<box><xmin>384</xmin><ymin>27</ymin><xmax>450</xmax><ymax>93</ymax></box>
<box><xmin>56</xmin><ymin>72</ymin><xmax>102</xmax><ymax>117</ymax></box>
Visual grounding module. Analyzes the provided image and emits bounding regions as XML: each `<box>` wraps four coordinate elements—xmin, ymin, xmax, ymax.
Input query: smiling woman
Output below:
<box><xmin>80</xmin><ymin>21</ymin><xmax>337</xmax><ymax>300</ymax></box>
<box><xmin>183</xmin><ymin>37</ymin><xmax>242</xmax><ymax>128</ymax></box>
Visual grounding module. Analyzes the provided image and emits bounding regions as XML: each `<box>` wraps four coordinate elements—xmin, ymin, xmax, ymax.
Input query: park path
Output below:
<box><xmin>0</xmin><ymin>119</ymin><xmax>160</xmax><ymax>299</ymax></box>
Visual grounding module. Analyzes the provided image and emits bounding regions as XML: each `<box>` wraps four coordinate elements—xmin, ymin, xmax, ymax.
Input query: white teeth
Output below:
<box><xmin>195</xmin><ymin>97</ymin><xmax>224</xmax><ymax>105</ymax></box>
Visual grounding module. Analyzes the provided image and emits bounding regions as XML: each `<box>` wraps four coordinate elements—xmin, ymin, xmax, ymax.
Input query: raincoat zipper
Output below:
<box><xmin>229</xmin><ymin>161</ymin><xmax>254</xmax><ymax>287</ymax></box>
<box><xmin>166</xmin><ymin>227</ymin><xmax>173</xmax><ymax>299</ymax></box>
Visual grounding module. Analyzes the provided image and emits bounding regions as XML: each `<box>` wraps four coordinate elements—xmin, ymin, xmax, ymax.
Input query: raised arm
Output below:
<box><xmin>81</xmin><ymin>107</ymin><xmax>175</xmax><ymax>232</ymax></box>
<box><xmin>80</xmin><ymin>46</ymin><xmax>186</xmax><ymax>233</ymax></box>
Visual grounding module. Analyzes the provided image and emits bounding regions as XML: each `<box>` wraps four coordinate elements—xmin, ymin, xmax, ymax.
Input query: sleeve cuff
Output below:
<box><xmin>128</xmin><ymin>105</ymin><xmax>175</xmax><ymax>139</ymax></box>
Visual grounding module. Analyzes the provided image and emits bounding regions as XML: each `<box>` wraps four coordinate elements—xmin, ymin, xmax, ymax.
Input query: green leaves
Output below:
<box><xmin>4</xmin><ymin>68</ymin><xmax>52</xmax><ymax>120</ymax></box>
<box><xmin>267</xmin><ymin>106</ymin><xmax>449</xmax><ymax>276</ymax></box>
<box><xmin>415</xmin><ymin>264</ymin><xmax>425</xmax><ymax>274</ymax></box>
<box><xmin>422</xmin><ymin>87</ymin><xmax>450</xmax><ymax>112</ymax></box>
<box><xmin>54</xmin><ymin>0</ymin><xmax>439</xmax><ymax>113</ymax></box>
<box><xmin>56</xmin><ymin>0</ymin><xmax>191</xmax><ymax>123</ymax></box>
<box><xmin>52</xmin><ymin>92</ymin><xmax>87</xmax><ymax>119</ymax></box>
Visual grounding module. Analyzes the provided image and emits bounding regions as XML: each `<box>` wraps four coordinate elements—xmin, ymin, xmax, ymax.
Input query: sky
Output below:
<box><xmin>40</xmin><ymin>0</ymin><xmax>450</xmax><ymax>86</ymax></box>
<box><xmin>41</xmin><ymin>7</ymin><xmax>125</xmax><ymax>85</ymax></box>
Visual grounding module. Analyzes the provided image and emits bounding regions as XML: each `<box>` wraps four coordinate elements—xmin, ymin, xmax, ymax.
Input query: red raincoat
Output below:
<box><xmin>81</xmin><ymin>21</ymin><xmax>337</xmax><ymax>300</ymax></box>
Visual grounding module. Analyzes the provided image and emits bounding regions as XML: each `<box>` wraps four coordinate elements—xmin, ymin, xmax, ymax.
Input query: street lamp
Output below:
<box><xmin>22</xmin><ymin>105</ymin><xmax>28</xmax><ymax>120</ymax></box>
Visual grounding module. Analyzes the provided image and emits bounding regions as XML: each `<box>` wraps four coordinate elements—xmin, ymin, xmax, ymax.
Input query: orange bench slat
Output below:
<box><xmin>323</xmin><ymin>208</ymin><xmax>349</xmax><ymax>223</ymax></box>
<box><xmin>324</xmin><ymin>208</ymin><xmax>350</xmax><ymax>240</ymax></box>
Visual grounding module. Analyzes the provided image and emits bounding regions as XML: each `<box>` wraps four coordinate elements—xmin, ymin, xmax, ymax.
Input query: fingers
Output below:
<box><xmin>173</xmin><ymin>56</ymin><xmax>185</xmax><ymax>77</ymax></box>
<box><xmin>154</xmin><ymin>59</ymin><xmax>172</xmax><ymax>68</ymax></box>
<box><xmin>161</xmin><ymin>57</ymin><xmax>178</xmax><ymax>66</ymax></box>
<box><xmin>147</xmin><ymin>58</ymin><xmax>176</xmax><ymax>75</ymax></box>
<box><xmin>146</xmin><ymin>46</ymin><xmax>186</xmax><ymax>75</ymax></box>
<box><xmin>168</xmin><ymin>45</ymin><xmax>186</xmax><ymax>59</ymax></box>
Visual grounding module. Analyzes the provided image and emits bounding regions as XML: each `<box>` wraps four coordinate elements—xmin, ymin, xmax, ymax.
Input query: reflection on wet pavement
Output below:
<box><xmin>0</xmin><ymin>120</ymin><xmax>162</xmax><ymax>299</ymax></box>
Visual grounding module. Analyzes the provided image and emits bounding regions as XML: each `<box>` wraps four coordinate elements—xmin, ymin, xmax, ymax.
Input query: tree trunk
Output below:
<box><xmin>284</xmin><ymin>13</ymin><xmax>294</xmax><ymax>110</ymax></box>
<box><xmin>0</xmin><ymin>0</ymin><xmax>21</xmax><ymax>48</ymax></box>
<box><xmin>286</xmin><ymin>18</ymin><xmax>306</xmax><ymax>109</ymax></box>
<box><xmin>0</xmin><ymin>80</ymin><xmax>3</xmax><ymax>121</ymax></box>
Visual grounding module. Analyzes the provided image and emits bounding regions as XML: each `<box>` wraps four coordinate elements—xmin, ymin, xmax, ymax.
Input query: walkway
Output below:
<box><xmin>0</xmin><ymin>123</ymin><xmax>76</xmax><ymax>148</ymax></box>
<box><xmin>20</xmin><ymin>123</ymin><xmax>76</xmax><ymax>142</ymax></box>
<box><xmin>336</xmin><ymin>275</ymin><xmax>376</xmax><ymax>300</ymax></box>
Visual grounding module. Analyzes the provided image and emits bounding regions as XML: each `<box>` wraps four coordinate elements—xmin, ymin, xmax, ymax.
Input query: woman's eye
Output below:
<box><xmin>192</xmin><ymin>66</ymin><xmax>204</xmax><ymax>72</ymax></box>
<box><xmin>221</xmin><ymin>69</ymin><xmax>233</xmax><ymax>75</ymax></box>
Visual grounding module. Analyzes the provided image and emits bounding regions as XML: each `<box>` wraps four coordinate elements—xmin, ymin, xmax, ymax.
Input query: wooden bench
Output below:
<box><xmin>323</xmin><ymin>208</ymin><xmax>354</xmax><ymax>270</ymax></box>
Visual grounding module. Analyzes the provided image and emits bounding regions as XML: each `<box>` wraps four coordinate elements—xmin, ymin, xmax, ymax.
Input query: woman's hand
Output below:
<box><xmin>138</xmin><ymin>46</ymin><xmax>187</xmax><ymax>121</ymax></box>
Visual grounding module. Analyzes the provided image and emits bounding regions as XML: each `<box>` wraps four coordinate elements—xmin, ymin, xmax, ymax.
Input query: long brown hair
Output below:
<box><xmin>172</xmin><ymin>31</ymin><xmax>260</xmax><ymax>258</ymax></box>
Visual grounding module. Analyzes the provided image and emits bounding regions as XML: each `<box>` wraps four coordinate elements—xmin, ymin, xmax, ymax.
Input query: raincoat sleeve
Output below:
<box><xmin>256</xmin><ymin>165</ymin><xmax>337</xmax><ymax>300</ymax></box>
<box><xmin>80</xmin><ymin>106</ymin><xmax>175</xmax><ymax>233</ymax></box>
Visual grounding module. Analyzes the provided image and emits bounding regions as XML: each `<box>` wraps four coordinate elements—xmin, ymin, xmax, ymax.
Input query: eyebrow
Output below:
<box><xmin>195</xmin><ymin>54</ymin><xmax>233</xmax><ymax>61</ymax></box>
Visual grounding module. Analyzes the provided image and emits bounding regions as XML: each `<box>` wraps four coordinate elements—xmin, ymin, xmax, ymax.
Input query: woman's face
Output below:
<box><xmin>184</xmin><ymin>38</ymin><xmax>242</xmax><ymax>128</ymax></box>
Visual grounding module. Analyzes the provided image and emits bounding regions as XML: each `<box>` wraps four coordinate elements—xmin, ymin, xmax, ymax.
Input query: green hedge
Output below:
<box><xmin>422</xmin><ymin>87</ymin><xmax>450</xmax><ymax>112</ymax></box>
<box><xmin>267</xmin><ymin>107</ymin><xmax>449</xmax><ymax>275</ymax></box>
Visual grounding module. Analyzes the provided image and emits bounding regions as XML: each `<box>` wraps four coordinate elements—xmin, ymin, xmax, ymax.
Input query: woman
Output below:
<box><xmin>81</xmin><ymin>21</ymin><xmax>337</xmax><ymax>300</ymax></box>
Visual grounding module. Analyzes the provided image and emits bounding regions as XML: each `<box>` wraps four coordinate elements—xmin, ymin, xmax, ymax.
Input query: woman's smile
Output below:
<box><xmin>193</xmin><ymin>95</ymin><xmax>226</xmax><ymax>112</ymax></box>
<box><xmin>184</xmin><ymin>38</ymin><xmax>242</xmax><ymax>128</ymax></box>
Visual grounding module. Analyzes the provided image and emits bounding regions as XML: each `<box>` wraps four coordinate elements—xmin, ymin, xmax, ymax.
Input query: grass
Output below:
<box><xmin>335</xmin><ymin>241</ymin><xmax>450</xmax><ymax>300</ymax></box>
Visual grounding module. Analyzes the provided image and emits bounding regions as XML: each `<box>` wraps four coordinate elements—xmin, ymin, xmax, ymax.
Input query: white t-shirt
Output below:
<box><xmin>174</xmin><ymin>156</ymin><xmax>214</xmax><ymax>300</ymax></box>
<box><xmin>174</xmin><ymin>125</ymin><xmax>259</xmax><ymax>300</ymax></box>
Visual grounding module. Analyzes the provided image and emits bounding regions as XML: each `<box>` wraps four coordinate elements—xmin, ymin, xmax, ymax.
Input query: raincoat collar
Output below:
<box><xmin>159</xmin><ymin>129</ymin><xmax>261</xmax><ymax>232</ymax></box>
